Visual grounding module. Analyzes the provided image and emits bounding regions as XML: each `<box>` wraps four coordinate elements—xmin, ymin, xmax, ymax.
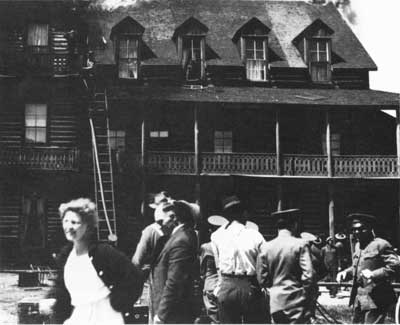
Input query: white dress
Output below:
<box><xmin>63</xmin><ymin>249</ymin><xmax>124</xmax><ymax>325</ymax></box>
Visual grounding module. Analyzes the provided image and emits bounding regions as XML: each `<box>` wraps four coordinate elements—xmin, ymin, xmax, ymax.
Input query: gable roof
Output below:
<box><xmin>85</xmin><ymin>0</ymin><xmax>376</xmax><ymax>70</ymax></box>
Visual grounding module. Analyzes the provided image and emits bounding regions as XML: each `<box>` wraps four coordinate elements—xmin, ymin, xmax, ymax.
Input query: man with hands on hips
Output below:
<box><xmin>336</xmin><ymin>213</ymin><xmax>400</xmax><ymax>324</ymax></box>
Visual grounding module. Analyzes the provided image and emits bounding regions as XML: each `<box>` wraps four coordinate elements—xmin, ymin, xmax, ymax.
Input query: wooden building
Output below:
<box><xmin>1</xmin><ymin>0</ymin><xmax>399</xmax><ymax>262</ymax></box>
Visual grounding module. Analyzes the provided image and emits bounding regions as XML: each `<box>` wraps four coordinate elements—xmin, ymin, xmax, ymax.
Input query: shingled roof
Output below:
<box><xmin>85</xmin><ymin>0</ymin><xmax>376</xmax><ymax>70</ymax></box>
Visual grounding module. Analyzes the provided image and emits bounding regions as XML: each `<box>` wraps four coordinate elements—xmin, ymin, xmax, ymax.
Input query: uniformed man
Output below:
<box><xmin>337</xmin><ymin>213</ymin><xmax>400</xmax><ymax>324</ymax></box>
<box><xmin>257</xmin><ymin>209</ymin><xmax>316</xmax><ymax>324</ymax></box>
<box><xmin>211</xmin><ymin>195</ymin><xmax>268</xmax><ymax>323</ymax></box>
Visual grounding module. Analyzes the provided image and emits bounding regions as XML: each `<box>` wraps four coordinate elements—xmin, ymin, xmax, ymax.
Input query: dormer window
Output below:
<box><xmin>245</xmin><ymin>37</ymin><xmax>267</xmax><ymax>81</ymax></box>
<box><xmin>110</xmin><ymin>17</ymin><xmax>145</xmax><ymax>80</ymax></box>
<box><xmin>118</xmin><ymin>36</ymin><xmax>139</xmax><ymax>79</ymax></box>
<box><xmin>293</xmin><ymin>19</ymin><xmax>334</xmax><ymax>83</ymax></box>
<box><xmin>308</xmin><ymin>37</ymin><xmax>331</xmax><ymax>82</ymax></box>
<box><xmin>173</xmin><ymin>17</ymin><xmax>209</xmax><ymax>83</ymax></box>
<box><xmin>233</xmin><ymin>18</ymin><xmax>270</xmax><ymax>82</ymax></box>
<box><xmin>182</xmin><ymin>36</ymin><xmax>204</xmax><ymax>81</ymax></box>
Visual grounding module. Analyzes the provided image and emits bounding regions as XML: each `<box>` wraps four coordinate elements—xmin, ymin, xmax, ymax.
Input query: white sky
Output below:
<box><xmin>349</xmin><ymin>0</ymin><xmax>400</xmax><ymax>94</ymax></box>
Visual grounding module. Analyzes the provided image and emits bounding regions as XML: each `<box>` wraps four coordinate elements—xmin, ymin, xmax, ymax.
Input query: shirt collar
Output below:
<box><xmin>172</xmin><ymin>223</ymin><xmax>185</xmax><ymax>235</ymax></box>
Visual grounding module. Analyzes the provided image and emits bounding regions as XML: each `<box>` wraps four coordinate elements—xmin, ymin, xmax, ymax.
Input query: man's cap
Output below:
<box><xmin>149</xmin><ymin>191</ymin><xmax>171</xmax><ymax>209</ymax></box>
<box><xmin>335</xmin><ymin>232</ymin><xmax>347</xmax><ymax>240</ymax></box>
<box><xmin>245</xmin><ymin>220</ymin><xmax>259</xmax><ymax>231</ymax></box>
<box><xmin>326</xmin><ymin>236</ymin><xmax>333</xmax><ymax>243</ymax></box>
<box><xmin>271</xmin><ymin>208</ymin><xmax>300</xmax><ymax>222</ymax></box>
<box><xmin>313</xmin><ymin>236</ymin><xmax>323</xmax><ymax>245</ymax></box>
<box><xmin>207</xmin><ymin>215</ymin><xmax>228</xmax><ymax>227</ymax></box>
<box><xmin>221</xmin><ymin>195</ymin><xmax>242</xmax><ymax>211</ymax></box>
<box><xmin>346</xmin><ymin>213</ymin><xmax>376</xmax><ymax>229</ymax></box>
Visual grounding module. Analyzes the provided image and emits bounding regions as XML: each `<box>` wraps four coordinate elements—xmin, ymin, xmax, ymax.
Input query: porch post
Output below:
<box><xmin>275</xmin><ymin>108</ymin><xmax>282</xmax><ymax>176</ymax></box>
<box><xmin>141</xmin><ymin>108</ymin><xmax>148</xmax><ymax>219</ymax></box>
<box><xmin>326</xmin><ymin>110</ymin><xmax>335</xmax><ymax>240</ymax></box>
<box><xmin>194</xmin><ymin>104</ymin><xmax>201</xmax><ymax>205</ymax></box>
<box><xmin>276</xmin><ymin>109</ymin><xmax>283</xmax><ymax>211</ymax></box>
<box><xmin>396</xmin><ymin>106</ymin><xmax>400</xmax><ymax>244</ymax></box>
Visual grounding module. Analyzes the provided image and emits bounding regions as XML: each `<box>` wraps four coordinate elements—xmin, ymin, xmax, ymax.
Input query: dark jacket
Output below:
<box><xmin>151</xmin><ymin>224</ymin><xmax>198</xmax><ymax>323</ymax></box>
<box><xmin>344</xmin><ymin>237</ymin><xmax>400</xmax><ymax>311</ymax></box>
<box><xmin>257</xmin><ymin>230</ymin><xmax>316</xmax><ymax>314</ymax></box>
<box><xmin>48</xmin><ymin>242</ymin><xmax>144</xmax><ymax>323</ymax></box>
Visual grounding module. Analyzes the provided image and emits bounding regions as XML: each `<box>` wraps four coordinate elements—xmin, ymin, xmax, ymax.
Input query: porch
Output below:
<box><xmin>0</xmin><ymin>147</ymin><xmax>79</xmax><ymax>171</ymax></box>
<box><xmin>130</xmin><ymin>151</ymin><xmax>398</xmax><ymax>178</ymax></box>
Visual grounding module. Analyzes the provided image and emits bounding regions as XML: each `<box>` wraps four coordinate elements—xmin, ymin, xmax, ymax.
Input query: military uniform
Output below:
<box><xmin>343</xmin><ymin>237</ymin><xmax>399</xmax><ymax>323</ymax></box>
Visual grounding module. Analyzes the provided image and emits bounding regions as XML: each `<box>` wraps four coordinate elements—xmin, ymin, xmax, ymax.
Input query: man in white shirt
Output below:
<box><xmin>211</xmin><ymin>195</ymin><xmax>269</xmax><ymax>323</ymax></box>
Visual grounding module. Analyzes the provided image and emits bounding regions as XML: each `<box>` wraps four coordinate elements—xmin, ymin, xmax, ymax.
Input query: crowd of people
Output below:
<box><xmin>47</xmin><ymin>192</ymin><xmax>400</xmax><ymax>324</ymax></box>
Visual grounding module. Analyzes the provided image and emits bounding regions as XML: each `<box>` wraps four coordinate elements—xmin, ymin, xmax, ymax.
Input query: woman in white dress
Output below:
<box><xmin>48</xmin><ymin>198</ymin><xmax>143</xmax><ymax>324</ymax></box>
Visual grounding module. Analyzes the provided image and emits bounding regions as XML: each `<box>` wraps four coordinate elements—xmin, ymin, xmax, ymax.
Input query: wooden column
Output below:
<box><xmin>396</xmin><ymin>106</ymin><xmax>400</xmax><ymax>244</ymax></box>
<box><xmin>194</xmin><ymin>104</ymin><xmax>201</xmax><ymax>205</ymax></box>
<box><xmin>141</xmin><ymin>108</ymin><xmax>148</xmax><ymax>219</ymax></box>
<box><xmin>326</xmin><ymin>110</ymin><xmax>335</xmax><ymax>240</ymax></box>
<box><xmin>277</xmin><ymin>181</ymin><xmax>283</xmax><ymax>211</ymax></box>
<box><xmin>275</xmin><ymin>109</ymin><xmax>282</xmax><ymax>176</ymax></box>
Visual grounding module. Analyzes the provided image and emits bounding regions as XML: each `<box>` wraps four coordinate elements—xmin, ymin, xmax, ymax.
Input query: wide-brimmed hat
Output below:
<box><xmin>207</xmin><ymin>215</ymin><xmax>228</xmax><ymax>227</ymax></box>
<box><xmin>300</xmin><ymin>232</ymin><xmax>317</xmax><ymax>242</ymax></box>
<box><xmin>149</xmin><ymin>191</ymin><xmax>171</xmax><ymax>209</ymax></box>
<box><xmin>221</xmin><ymin>195</ymin><xmax>242</xmax><ymax>211</ymax></box>
<box><xmin>346</xmin><ymin>213</ymin><xmax>376</xmax><ymax>229</ymax></box>
<box><xmin>335</xmin><ymin>232</ymin><xmax>347</xmax><ymax>240</ymax></box>
<box><xmin>271</xmin><ymin>208</ymin><xmax>301</xmax><ymax>223</ymax></box>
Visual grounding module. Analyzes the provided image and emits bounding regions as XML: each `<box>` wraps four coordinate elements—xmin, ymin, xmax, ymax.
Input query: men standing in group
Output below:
<box><xmin>211</xmin><ymin>195</ymin><xmax>268</xmax><ymax>324</ymax></box>
<box><xmin>257</xmin><ymin>209</ymin><xmax>316</xmax><ymax>324</ymax></box>
<box><xmin>337</xmin><ymin>213</ymin><xmax>400</xmax><ymax>324</ymax></box>
<box><xmin>152</xmin><ymin>200</ymin><xmax>199</xmax><ymax>324</ymax></box>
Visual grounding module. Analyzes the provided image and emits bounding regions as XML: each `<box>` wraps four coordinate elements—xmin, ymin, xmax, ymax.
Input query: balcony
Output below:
<box><xmin>127</xmin><ymin>151</ymin><xmax>398</xmax><ymax>178</ymax></box>
<box><xmin>0</xmin><ymin>147</ymin><xmax>79</xmax><ymax>171</ymax></box>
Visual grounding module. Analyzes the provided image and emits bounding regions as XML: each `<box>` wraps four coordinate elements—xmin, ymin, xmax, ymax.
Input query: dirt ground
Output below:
<box><xmin>0</xmin><ymin>273</ymin><xmax>396</xmax><ymax>324</ymax></box>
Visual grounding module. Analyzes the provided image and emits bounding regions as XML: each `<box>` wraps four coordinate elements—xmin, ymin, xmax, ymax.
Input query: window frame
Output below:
<box><xmin>214</xmin><ymin>130</ymin><xmax>233</xmax><ymax>153</ymax></box>
<box><xmin>306</xmin><ymin>36</ymin><xmax>332</xmax><ymax>83</ymax></box>
<box><xmin>109</xmin><ymin>130</ymin><xmax>126</xmax><ymax>151</ymax></box>
<box><xmin>180</xmin><ymin>35</ymin><xmax>205</xmax><ymax>82</ymax></box>
<box><xmin>27</xmin><ymin>23</ymin><xmax>49</xmax><ymax>54</ymax></box>
<box><xmin>117</xmin><ymin>34</ymin><xmax>140</xmax><ymax>80</ymax></box>
<box><xmin>243</xmin><ymin>36</ymin><xmax>268</xmax><ymax>82</ymax></box>
<box><xmin>149</xmin><ymin>130</ymin><xmax>169</xmax><ymax>138</ymax></box>
<box><xmin>24</xmin><ymin>103</ymin><xmax>48</xmax><ymax>145</ymax></box>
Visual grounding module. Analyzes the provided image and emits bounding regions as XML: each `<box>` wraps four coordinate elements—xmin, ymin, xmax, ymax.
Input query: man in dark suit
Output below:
<box><xmin>257</xmin><ymin>209</ymin><xmax>316</xmax><ymax>324</ymax></box>
<box><xmin>151</xmin><ymin>200</ymin><xmax>199</xmax><ymax>324</ymax></box>
<box><xmin>337</xmin><ymin>213</ymin><xmax>400</xmax><ymax>324</ymax></box>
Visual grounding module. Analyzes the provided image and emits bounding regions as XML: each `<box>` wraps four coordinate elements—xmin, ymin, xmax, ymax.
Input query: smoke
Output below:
<box><xmin>89</xmin><ymin>0</ymin><xmax>153</xmax><ymax>11</ymax></box>
<box><xmin>330</xmin><ymin>0</ymin><xmax>357</xmax><ymax>25</ymax></box>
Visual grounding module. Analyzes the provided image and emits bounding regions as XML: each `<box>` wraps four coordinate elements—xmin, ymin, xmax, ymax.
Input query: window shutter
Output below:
<box><xmin>240</xmin><ymin>36</ymin><xmax>246</xmax><ymax>63</ymax></box>
<box><xmin>177</xmin><ymin>36</ymin><xmax>183</xmax><ymax>64</ymax></box>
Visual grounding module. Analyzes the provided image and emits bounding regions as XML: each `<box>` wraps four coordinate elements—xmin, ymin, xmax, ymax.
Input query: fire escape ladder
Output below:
<box><xmin>89</xmin><ymin>88</ymin><xmax>118</xmax><ymax>243</ymax></box>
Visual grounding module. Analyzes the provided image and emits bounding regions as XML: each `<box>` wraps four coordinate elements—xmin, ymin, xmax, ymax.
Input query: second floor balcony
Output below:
<box><xmin>124</xmin><ymin>151</ymin><xmax>398</xmax><ymax>178</ymax></box>
<box><xmin>0</xmin><ymin>147</ymin><xmax>79</xmax><ymax>171</ymax></box>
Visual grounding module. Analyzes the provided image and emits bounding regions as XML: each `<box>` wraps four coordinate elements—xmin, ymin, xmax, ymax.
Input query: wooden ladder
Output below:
<box><xmin>89</xmin><ymin>89</ymin><xmax>118</xmax><ymax>243</ymax></box>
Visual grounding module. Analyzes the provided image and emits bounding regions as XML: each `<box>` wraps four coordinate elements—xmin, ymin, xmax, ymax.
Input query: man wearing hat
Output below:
<box><xmin>132</xmin><ymin>191</ymin><xmax>172</xmax><ymax>323</ymax></box>
<box><xmin>198</xmin><ymin>215</ymin><xmax>228</xmax><ymax>324</ymax></box>
<box><xmin>257</xmin><ymin>209</ymin><xmax>315</xmax><ymax>324</ymax></box>
<box><xmin>336</xmin><ymin>213</ymin><xmax>400</xmax><ymax>324</ymax></box>
<box><xmin>211</xmin><ymin>195</ymin><xmax>268</xmax><ymax>323</ymax></box>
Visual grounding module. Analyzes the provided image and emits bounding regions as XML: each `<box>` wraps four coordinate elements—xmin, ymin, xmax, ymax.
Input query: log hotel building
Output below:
<box><xmin>0</xmin><ymin>0</ymin><xmax>399</xmax><ymax>262</ymax></box>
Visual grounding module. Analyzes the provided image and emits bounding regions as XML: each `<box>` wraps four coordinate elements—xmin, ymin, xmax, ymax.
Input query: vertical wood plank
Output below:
<box><xmin>328</xmin><ymin>183</ymin><xmax>335</xmax><ymax>241</ymax></box>
<box><xmin>326</xmin><ymin>110</ymin><xmax>332</xmax><ymax>177</ymax></box>
<box><xmin>275</xmin><ymin>109</ymin><xmax>282</xmax><ymax>175</ymax></box>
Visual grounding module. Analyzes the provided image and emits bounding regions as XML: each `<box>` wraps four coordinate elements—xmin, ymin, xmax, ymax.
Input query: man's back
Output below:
<box><xmin>257</xmin><ymin>230</ymin><xmax>314</xmax><ymax>313</ymax></box>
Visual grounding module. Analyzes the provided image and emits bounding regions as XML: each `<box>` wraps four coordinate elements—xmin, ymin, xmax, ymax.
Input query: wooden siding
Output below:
<box><xmin>48</xmin><ymin>102</ymin><xmax>79</xmax><ymax>146</ymax></box>
<box><xmin>332</xmin><ymin>69</ymin><xmax>369</xmax><ymax>89</ymax></box>
<box><xmin>0</xmin><ymin>181</ymin><xmax>20</xmax><ymax>240</ymax></box>
<box><xmin>0</xmin><ymin>104</ymin><xmax>23</xmax><ymax>148</ymax></box>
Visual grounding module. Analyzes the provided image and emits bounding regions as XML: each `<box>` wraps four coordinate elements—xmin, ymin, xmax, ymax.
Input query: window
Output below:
<box><xmin>214</xmin><ymin>131</ymin><xmax>232</xmax><ymax>153</ymax></box>
<box><xmin>322</xmin><ymin>133</ymin><xmax>340</xmax><ymax>156</ymax></box>
<box><xmin>309</xmin><ymin>38</ymin><xmax>331</xmax><ymax>82</ymax></box>
<box><xmin>25</xmin><ymin>104</ymin><xmax>47</xmax><ymax>144</ymax></box>
<box><xmin>109</xmin><ymin>130</ymin><xmax>126</xmax><ymax>150</ymax></box>
<box><xmin>182</xmin><ymin>37</ymin><xmax>203</xmax><ymax>81</ymax></box>
<box><xmin>118</xmin><ymin>36</ymin><xmax>139</xmax><ymax>79</ymax></box>
<box><xmin>150</xmin><ymin>130</ymin><xmax>169</xmax><ymax>138</ymax></box>
<box><xmin>245</xmin><ymin>37</ymin><xmax>267</xmax><ymax>81</ymax></box>
<box><xmin>27</xmin><ymin>24</ymin><xmax>48</xmax><ymax>53</ymax></box>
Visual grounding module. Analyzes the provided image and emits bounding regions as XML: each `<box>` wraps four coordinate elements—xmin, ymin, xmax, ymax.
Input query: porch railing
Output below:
<box><xmin>333</xmin><ymin>155</ymin><xmax>397</xmax><ymax>177</ymax></box>
<box><xmin>133</xmin><ymin>151</ymin><xmax>399</xmax><ymax>178</ymax></box>
<box><xmin>202</xmin><ymin>152</ymin><xmax>276</xmax><ymax>175</ymax></box>
<box><xmin>0</xmin><ymin>147</ymin><xmax>79</xmax><ymax>171</ymax></box>
<box><xmin>283</xmin><ymin>154</ymin><xmax>328</xmax><ymax>176</ymax></box>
